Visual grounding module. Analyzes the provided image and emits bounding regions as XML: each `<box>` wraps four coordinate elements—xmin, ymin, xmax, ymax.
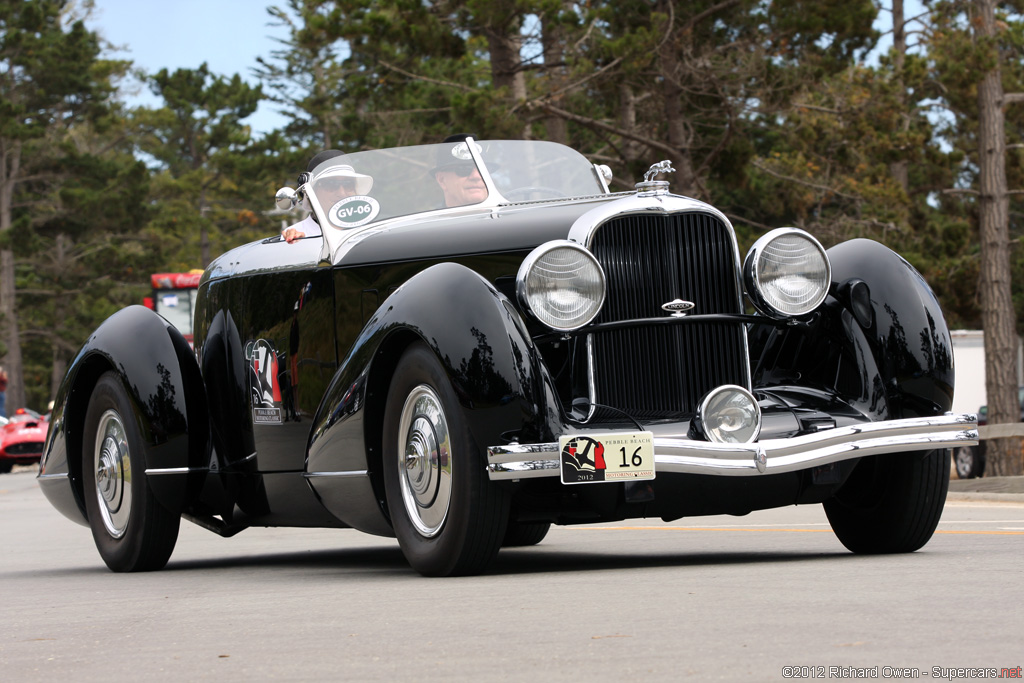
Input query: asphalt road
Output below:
<box><xmin>2</xmin><ymin>467</ymin><xmax>1022</xmax><ymax>682</ymax></box>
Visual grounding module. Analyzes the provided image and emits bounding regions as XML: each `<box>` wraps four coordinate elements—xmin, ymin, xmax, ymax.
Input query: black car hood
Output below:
<box><xmin>333</xmin><ymin>196</ymin><xmax>619</xmax><ymax>268</ymax></box>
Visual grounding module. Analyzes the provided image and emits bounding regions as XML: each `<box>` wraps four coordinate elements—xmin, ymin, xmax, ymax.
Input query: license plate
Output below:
<box><xmin>558</xmin><ymin>431</ymin><xmax>655</xmax><ymax>485</ymax></box>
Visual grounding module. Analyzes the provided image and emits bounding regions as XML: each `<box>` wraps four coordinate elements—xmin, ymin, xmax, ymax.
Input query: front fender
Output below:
<box><xmin>38</xmin><ymin>306</ymin><xmax>209</xmax><ymax>524</ymax></box>
<box><xmin>310</xmin><ymin>261</ymin><xmax>555</xmax><ymax>471</ymax></box>
<box><xmin>305</xmin><ymin>263</ymin><xmax>556</xmax><ymax>533</ymax></box>
<box><xmin>828</xmin><ymin>239</ymin><xmax>954</xmax><ymax>418</ymax></box>
<box><xmin>752</xmin><ymin>239</ymin><xmax>953</xmax><ymax>422</ymax></box>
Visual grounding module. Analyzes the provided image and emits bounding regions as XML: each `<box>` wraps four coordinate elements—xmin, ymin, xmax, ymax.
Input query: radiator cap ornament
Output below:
<box><xmin>661</xmin><ymin>298</ymin><xmax>695</xmax><ymax>317</ymax></box>
<box><xmin>636</xmin><ymin>160</ymin><xmax>674</xmax><ymax>195</ymax></box>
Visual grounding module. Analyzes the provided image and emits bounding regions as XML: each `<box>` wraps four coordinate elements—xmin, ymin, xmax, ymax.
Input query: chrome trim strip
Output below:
<box><xmin>144</xmin><ymin>467</ymin><xmax>201</xmax><ymax>475</ymax></box>
<box><xmin>304</xmin><ymin>470</ymin><xmax>369</xmax><ymax>479</ymax></box>
<box><xmin>464</xmin><ymin>136</ymin><xmax>502</xmax><ymax>203</ymax></box>
<box><xmin>585</xmin><ymin>335</ymin><xmax>596</xmax><ymax>421</ymax></box>
<box><xmin>37</xmin><ymin>472</ymin><xmax>69</xmax><ymax>481</ymax></box>
<box><xmin>487</xmin><ymin>413</ymin><xmax>978</xmax><ymax>480</ymax></box>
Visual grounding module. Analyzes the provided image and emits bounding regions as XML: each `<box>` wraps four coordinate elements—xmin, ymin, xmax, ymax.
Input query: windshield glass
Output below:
<box><xmin>154</xmin><ymin>288</ymin><xmax>196</xmax><ymax>337</ymax></box>
<box><xmin>305</xmin><ymin>140</ymin><xmax>605</xmax><ymax>233</ymax></box>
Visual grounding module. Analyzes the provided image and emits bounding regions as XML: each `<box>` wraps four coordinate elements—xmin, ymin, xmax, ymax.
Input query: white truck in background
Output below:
<box><xmin>950</xmin><ymin>330</ymin><xmax>1023</xmax><ymax>478</ymax></box>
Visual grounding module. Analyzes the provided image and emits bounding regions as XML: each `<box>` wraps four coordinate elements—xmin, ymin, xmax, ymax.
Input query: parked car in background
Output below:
<box><xmin>1</xmin><ymin>408</ymin><xmax>48</xmax><ymax>473</ymax></box>
<box><xmin>38</xmin><ymin>138</ymin><xmax>977</xmax><ymax>576</ymax></box>
<box><xmin>954</xmin><ymin>386</ymin><xmax>1024</xmax><ymax>479</ymax></box>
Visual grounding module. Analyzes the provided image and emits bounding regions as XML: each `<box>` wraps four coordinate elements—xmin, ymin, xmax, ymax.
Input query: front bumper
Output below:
<box><xmin>486</xmin><ymin>413</ymin><xmax>978</xmax><ymax>481</ymax></box>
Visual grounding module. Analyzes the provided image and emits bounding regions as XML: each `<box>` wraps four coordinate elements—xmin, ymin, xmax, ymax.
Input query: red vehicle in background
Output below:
<box><xmin>143</xmin><ymin>270</ymin><xmax>202</xmax><ymax>345</ymax></box>
<box><xmin>0</xmin><ymin>408</ymin><xmax>48</xmax><ymax>473</ymax></box>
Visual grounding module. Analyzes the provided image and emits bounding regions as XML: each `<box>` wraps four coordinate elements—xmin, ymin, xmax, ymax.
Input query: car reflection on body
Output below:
<box><xmin>1</xmin><ymin>408</ymin><xmax>48</xmax><ymax>473</ymax></box>
<box><xmin>38</xmin><ymin>138</ymin><xmax>978</xmax><ymax>576</ymax></box>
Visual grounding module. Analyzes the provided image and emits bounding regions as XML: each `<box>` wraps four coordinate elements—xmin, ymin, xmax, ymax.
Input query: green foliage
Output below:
<box><xmin>132</xmin><ymin>63</ymin><xmax>267</xmax><ymax>268</ymax></box>
<box><xmin>7</xmin><ymin>0</ymin><xmax>1024</xmax><ymax>408</ymax></box>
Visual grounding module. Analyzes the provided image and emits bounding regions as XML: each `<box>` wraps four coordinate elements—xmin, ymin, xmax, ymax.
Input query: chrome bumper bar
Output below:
<box><xmin>486</xmin><ymin>413</ymin><xmax>978</xmax><ymax>481</ymax></box>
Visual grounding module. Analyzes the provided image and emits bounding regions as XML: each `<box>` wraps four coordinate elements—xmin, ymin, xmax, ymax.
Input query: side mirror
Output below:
<box><xmin>275</xmin><ymin>187</ymin><xmax>297</xmax><ymax>211</ymax></box>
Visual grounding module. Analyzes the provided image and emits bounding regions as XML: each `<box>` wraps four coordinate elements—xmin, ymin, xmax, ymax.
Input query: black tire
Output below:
<box><xmin>0</xmin><ymin>462</ymin><xmax>13</xmax><ymax>474</ymax></box>
<box><xmin>82</xmin><ymin>372</ymin><xmax>180</xmax><ymax>572</ymax></box>
<box><xmin>824</xmin><ymin>448</ymin><xmax>949</xmax><ymax>554</ymax></box>
<box><xmin>502</xmin><ymin>521</ymin><xmax>551</xmax><ymax>547</ymax></box>
<box><xmin>953</xmin><ymin>444</ymin><xmax>985</xmax><ymax>479</ymax></box>
<box><xmin>382</xmin><ymin>342</ymin><xmax>509</xmax><ymax>576</ymax></box>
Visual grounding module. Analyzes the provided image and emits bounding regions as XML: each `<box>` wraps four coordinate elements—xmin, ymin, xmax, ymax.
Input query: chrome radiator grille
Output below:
<box><xmin>587</xmin><ymin>211</ymin><xmax>749</xmax><ymax>420</ymax></box>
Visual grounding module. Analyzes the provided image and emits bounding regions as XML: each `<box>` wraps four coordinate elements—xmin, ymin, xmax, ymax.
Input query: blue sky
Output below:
<box><xmin>85</xmin><ymin>0</ymin><xmax>289</xmax><ymax>134</ymax></box>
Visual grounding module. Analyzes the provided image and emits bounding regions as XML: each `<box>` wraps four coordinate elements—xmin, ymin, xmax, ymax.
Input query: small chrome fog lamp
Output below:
<box><xmin>692</xmin><ymin>385</ymin><xmax>761</xmax><ymax>444</ymax></box>
<box><xmin>744</xmin><ymin>228</ymin><xmax>830</xmax><ymax>317</ymax></box>
<box><xmin>517</xmin><ymin>241</ymin><xmax>606</xmax><ymax>331</ymax></box>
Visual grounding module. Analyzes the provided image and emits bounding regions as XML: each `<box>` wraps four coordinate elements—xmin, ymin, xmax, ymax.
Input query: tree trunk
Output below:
<box><xmin>656</xmin><ymin>0</ymin><xmax>699</xmax><ymax>197</ymax></box>
<box><xmin>487</xmin><ymin>30</ymin><xmax>526</xmax><ymax>100</ymax></box>
<box><xmin>49</xmin><ymin>233</ymin><xmax>69</xmax><ymax>400</ymax></box>
<box><xmin>0</xmin><ymin>138</ymin><xmax>25</xmax><ymax>413</ymax></box>
<box><xmin>617</xmin><ymin>84</ymin><xmax>645</xmax><ymax>186</ymax></box>
<box><xmin>975</xmin><ymin>0</ymin><xmax>1022</xmax><ymax>475</ymax></box>
<box><xmin>889</xmin><ymin>0</ymin><xmax>909</xmax><ymax>193</ymax></box>
<box><xmin>482</xmin><ymin>2</ymin><xmax>527</xmax><ymax>138</ymax></box>
<box><xmin>541</xmin><ymin>11</ymin><xmax>568</xmax><ymax>145</ymax></box>
<box><xmin>199</xmin><ymin>186</ymin><xmax>211</xmax><ymax>268</ymax></box>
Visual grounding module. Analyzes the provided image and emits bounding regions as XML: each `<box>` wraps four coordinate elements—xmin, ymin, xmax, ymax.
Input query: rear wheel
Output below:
<box><xmin>82</xmin><ymin>372</ymin><xmax>180</xmax><ymax>572</ymax></box>
<box><xmin>824</xmin><ymin>448</ymin><xmax>949</xmax><ymax>554</ymax></box>
<box><xmin>382</xmin><ymin>343</ymin><xmax>509</xmax><ymax>576</ymax></box>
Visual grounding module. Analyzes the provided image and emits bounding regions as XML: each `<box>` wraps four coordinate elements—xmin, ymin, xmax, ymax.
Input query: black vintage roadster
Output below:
<box><xmin>39</xmin><ymin>139</ymin><xmax>977</xmax><ymax>576</ymax></box>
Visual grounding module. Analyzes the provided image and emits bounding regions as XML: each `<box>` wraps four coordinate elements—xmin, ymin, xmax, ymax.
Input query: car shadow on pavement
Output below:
<box><xmin>16</xmin><ymin>543</ymin><xmax>899</xmax><ymax>579</ymax></box>
<box><xmin>164</xmin><ymin>545</ymin><xmax>856</xmax><ymax>577</ymax></box>
<box><xmin>489</xmin><ymin>547</ymin><xmax>853</xmax><ymax>576</ymax></box>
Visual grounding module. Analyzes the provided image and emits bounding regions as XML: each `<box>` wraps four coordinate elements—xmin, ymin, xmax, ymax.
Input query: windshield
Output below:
<box><xmin>305</xmin><ymin>140</ymin><xmax>606</xmax><ymax>233</ymax></box>
<box><xmin>154</xmin><ymin>288</ymin><xmax>196</xmax><ymax>337</ymax></box>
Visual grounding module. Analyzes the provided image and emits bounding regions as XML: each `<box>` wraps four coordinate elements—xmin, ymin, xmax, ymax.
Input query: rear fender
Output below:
<box><xmin>39</xmin><ymin>306</ymin><xmax>209</xmax><ymax>523</ymax></box>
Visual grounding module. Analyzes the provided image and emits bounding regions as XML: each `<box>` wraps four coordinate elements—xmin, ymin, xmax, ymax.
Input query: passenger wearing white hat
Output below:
<box><xmin>282</xmin><ymin>151</ymin><xmax>374</xmax><ymax>243</ymax></box>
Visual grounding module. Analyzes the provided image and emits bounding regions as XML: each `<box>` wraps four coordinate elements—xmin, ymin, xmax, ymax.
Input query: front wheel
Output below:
<box><xmin>382</xmin><ymin>343</ymin><xmax>509</xmax><ymax>576</ymax></box>
<box><xmin>82</xmin><ymin>372</ymin><xmax>180</xmax><ymax>572</ymax></box>
<box><xmin>824</xmin><ymin>449</ymin><xmax>949</xmax><ymax>554</ymax></box>
<box><xmin>502</xmin><ymin>521</ymin><xmax>551</xmax><ymax>547</ymax></box>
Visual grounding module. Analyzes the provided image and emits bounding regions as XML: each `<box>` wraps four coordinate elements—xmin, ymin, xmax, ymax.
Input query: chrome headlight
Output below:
<box><xmin>744</xmin><ymin>228</ymin><xmax>830</xmax><ymax>317</ymax></box>
<box><xmin>517</xmin><ymin>241</ymin><xmax>606</xmax><ymax>331</ymax></box>
<box><xmin>692</xmin><ymin>385</ymin><xmax>761</xmax><ymax>444</ymax></box>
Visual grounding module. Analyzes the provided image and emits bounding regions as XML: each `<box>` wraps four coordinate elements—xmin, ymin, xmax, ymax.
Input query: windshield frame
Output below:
<box><xmin>297</xmin><ymin>138</ymin><xmax>609</xmax><ymax>264</ymax></box>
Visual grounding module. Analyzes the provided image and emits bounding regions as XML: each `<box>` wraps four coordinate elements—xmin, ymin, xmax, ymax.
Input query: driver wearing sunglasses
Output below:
<box><xmin>432</xmin><ymin>134</ymin><xmax>488</xmax><ymax>208</ymax></box>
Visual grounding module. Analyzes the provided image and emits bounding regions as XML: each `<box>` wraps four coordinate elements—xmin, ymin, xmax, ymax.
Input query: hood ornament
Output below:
<box><xmin>661</xmin><ymin>298</ymin><xmax>695</xmax><ymax>317</ymax></box>
<box><xmin>636</xmin><ymin>160</ymin><xmax>675</xmax><ymax>195</ymax></box>
<box><xmin>644</xmin><ymin>160</ymin><xmax>675</xmax><ymax>182</ymax></box>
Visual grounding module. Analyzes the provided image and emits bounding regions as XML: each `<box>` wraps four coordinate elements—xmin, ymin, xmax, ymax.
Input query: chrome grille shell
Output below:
<box><xmin>568</xmin><ymin>196</ymin><xmax>751</xmax><ymax>420</ymax></box>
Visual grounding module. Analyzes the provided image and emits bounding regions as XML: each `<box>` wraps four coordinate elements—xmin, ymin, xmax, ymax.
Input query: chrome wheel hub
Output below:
<box><xmin>397</xmin><ymin>385</ymin><xmax>452</xmax><ymax>537</ymax></box>
<box><xmin>93</xmin><ymin>410</ymin><xmax>132</xmax><ymax>538</ymax></box>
